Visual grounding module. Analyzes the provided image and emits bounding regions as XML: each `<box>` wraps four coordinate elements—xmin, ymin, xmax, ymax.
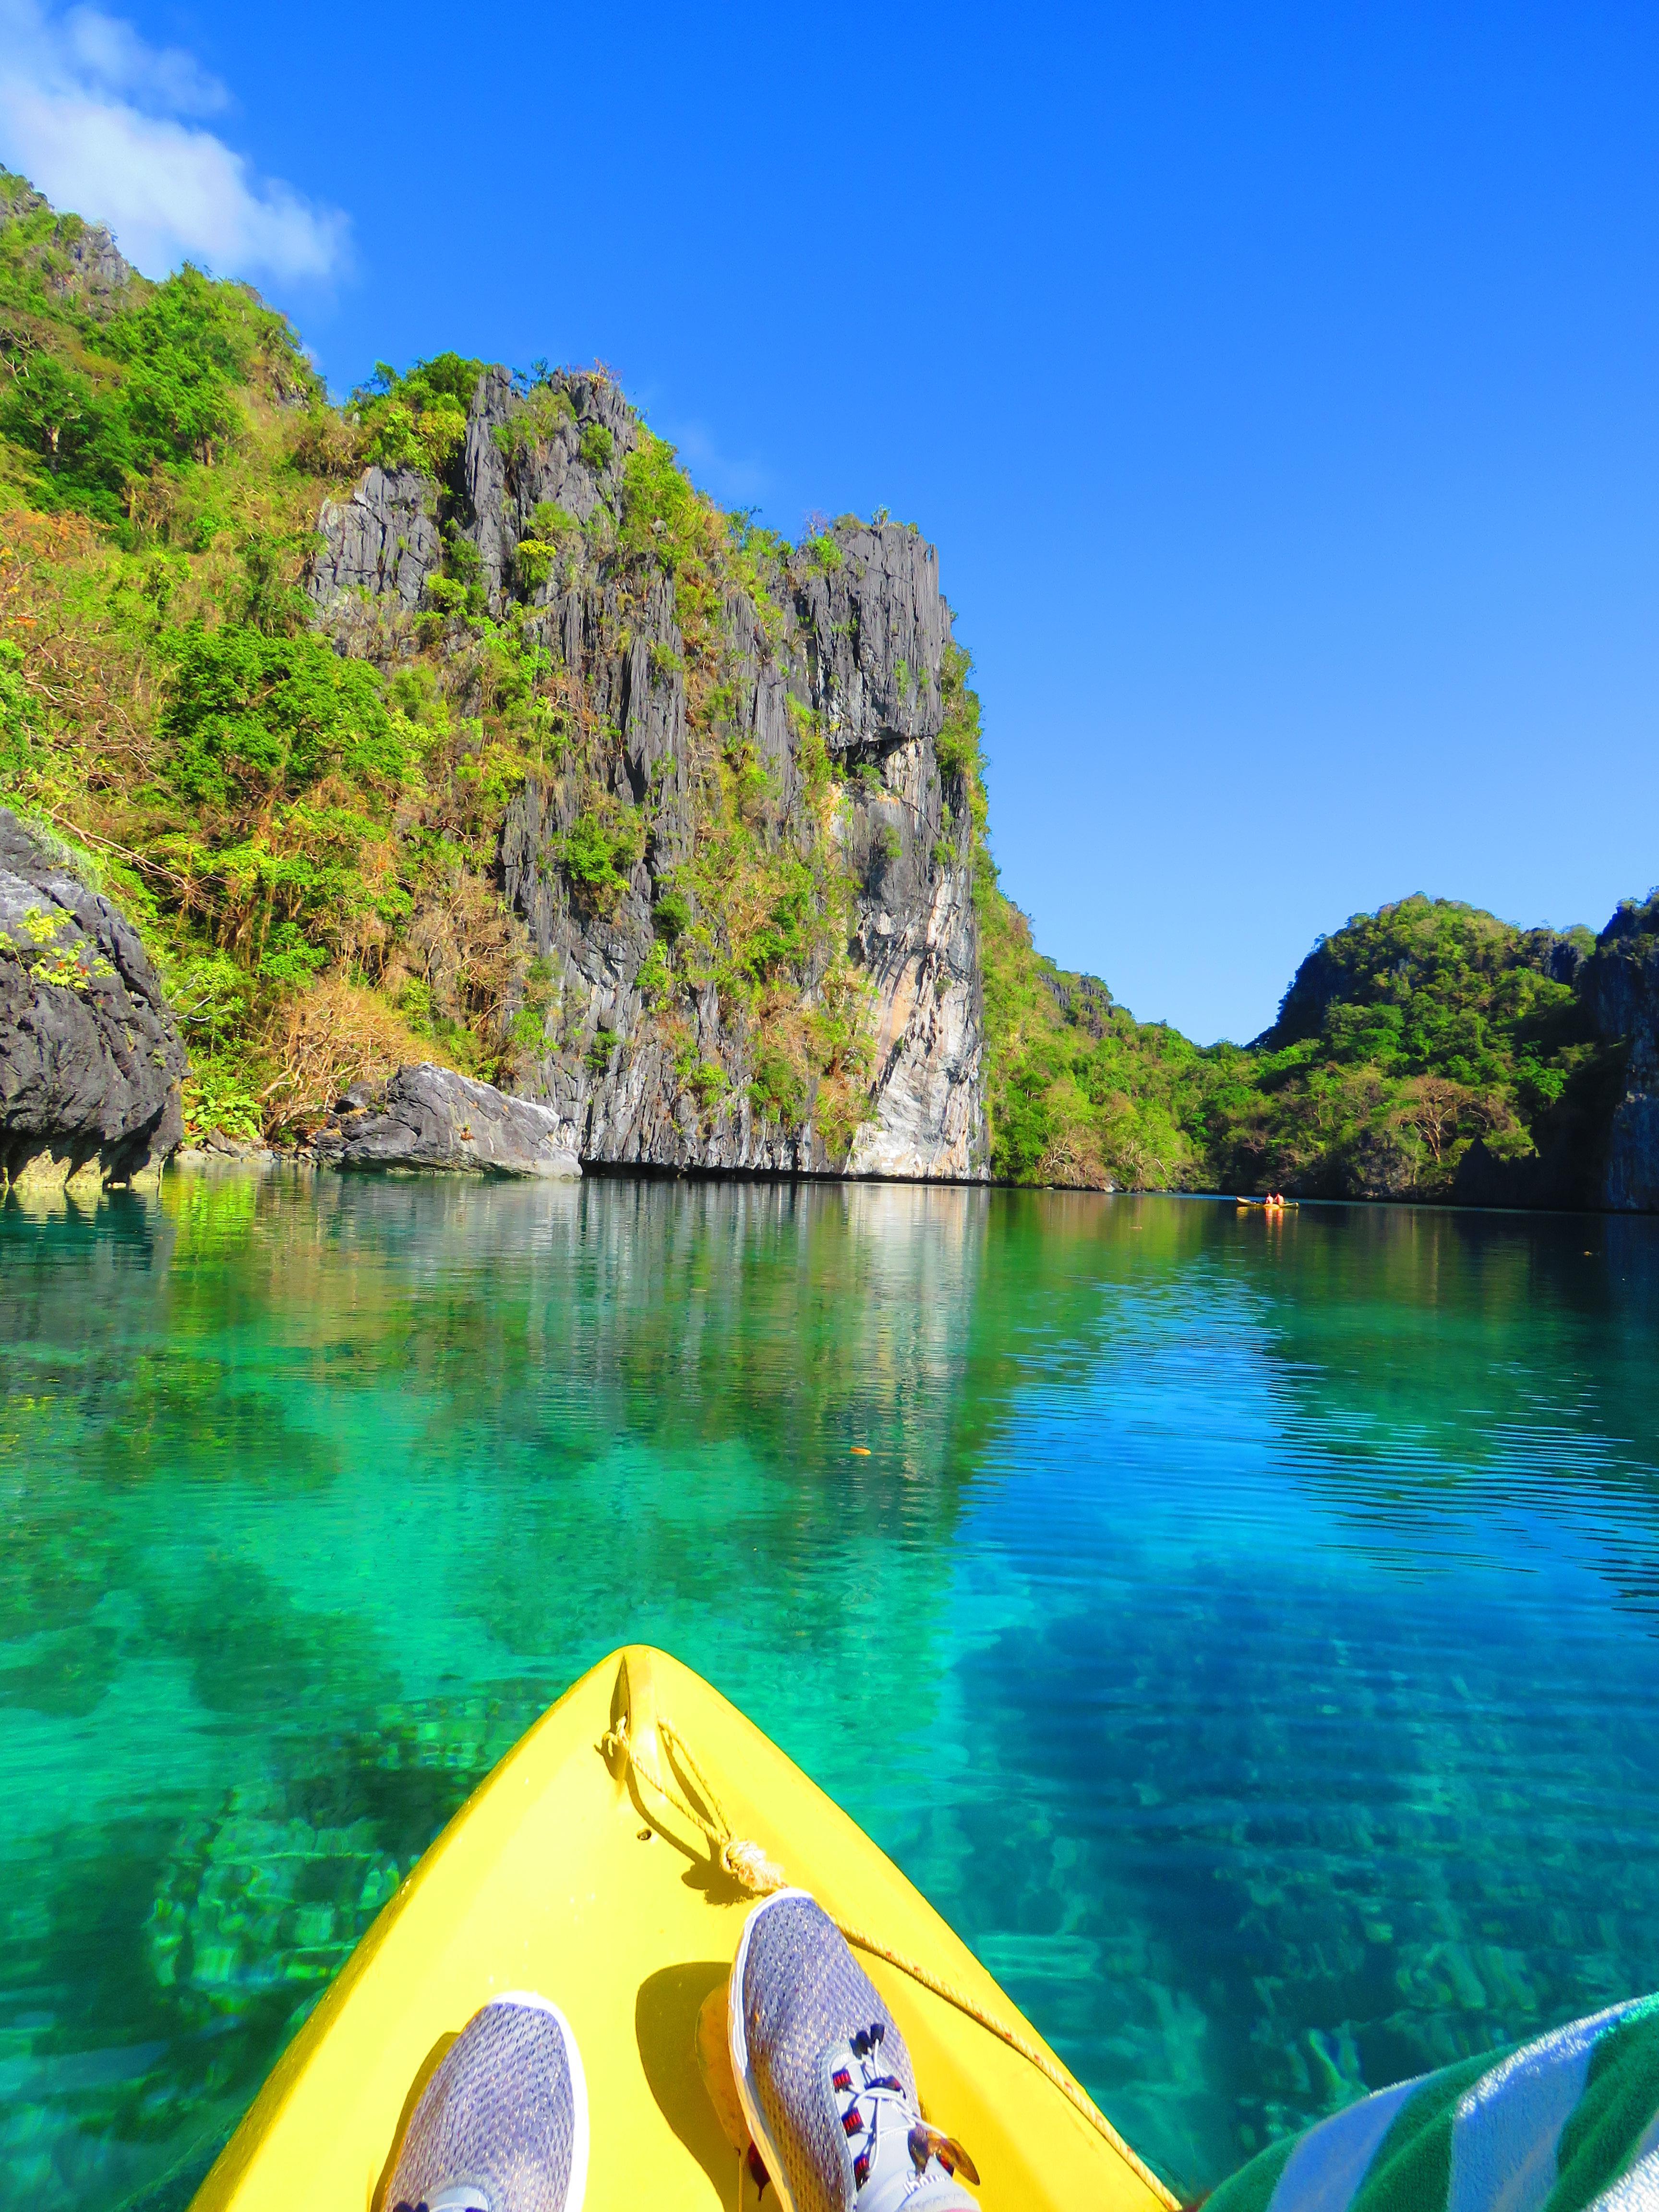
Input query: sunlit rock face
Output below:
<box><xmin>308</xmin><ymin>467</ymin><xmax>440</xmax><ymax>613</ymax></box>
<box><xmin>313</xmin><ymin>1063</ymin><xmax>581</xmax><ymax>1178</ymax></box>
<box><xmin>311</xmin><ymin>370</ymin><xmax>988</xmax><ymax>1182</ymax></box>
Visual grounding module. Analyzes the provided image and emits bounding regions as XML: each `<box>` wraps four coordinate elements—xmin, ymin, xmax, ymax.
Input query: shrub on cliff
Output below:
<box><xmin>0</xmin><ymin>221</ymin><xmax>314</xmax><ymax>530</ymax></box>
<box><xmin>0</xmin><ymin>191</ymin><xmax>513</xmax><ymax>1138</ymax></box>
<box><xmin>354</xmin><ymin>353</ymin><xmax>482</xmax><ymax>479</ymax></box>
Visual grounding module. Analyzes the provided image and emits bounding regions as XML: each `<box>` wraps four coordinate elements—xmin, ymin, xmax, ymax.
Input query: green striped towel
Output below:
<box><xmin>1210</xmin><ymin>1997</ymin><xmax>1659</xmax><ymax>2212</ymax></box>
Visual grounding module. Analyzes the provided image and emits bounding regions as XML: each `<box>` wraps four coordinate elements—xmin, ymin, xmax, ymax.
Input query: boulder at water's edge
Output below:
<box><xmin>313</xmin><ymin>1063</ymin><xmax>583</xmax><ymax>1178</ymax></box>
<box><xmin>0</xmin><ymin>808</ymin><xmax>186</xmax><ymax>1191</ymax></box>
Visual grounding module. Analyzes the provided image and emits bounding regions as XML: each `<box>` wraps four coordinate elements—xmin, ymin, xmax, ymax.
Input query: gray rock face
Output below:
<box><xmin>1039</xmin><ymin>969</ymin><xmax>1113</xmax><ymax>1037</ymax></box>
<box><xmin>495</xmin><ymin>513</ymin><xmax>986</xmax><ymax>1179</ymax></box>
<box><xmin>57</xmin><ymin>219</ymin><xmax>132</xmax><ymax>304</ymax></box>
<box><xmin>1336</xmin><ymin>1129</ymin><xmax>1418</xmax><ymax>1200</ymax></box>
<box><xmin>0</xmin><ymin>810</ymin><xmax>186</xmax><ymax>1190</ymax></box>
<box><xmin>309</xmin><ymin>467</ymin><xmax>441</xmax><ymax>613</ymax></box>
<box><xmin>314</xmin><ymin>368</ymin><xmax>989</xmax><ymax>1183</ymax></box>
<box><xmin>313</xmin><ymin>1063</ymin><xmax>581</xmax><ymax>1178</ymax></box>
<box><xmin>842</xmin><ymin>722</ymin><xmax>984</xmax><ymax>1180</ymax></box>
<box><xmin>1452</xmin><ymin>1132</ymin><xmax>1584</xmax><ymax>1211</ymax></box>
<box><xmin>793</xmin><ymin>526</ymin><xmax>950</xmax><ymax>752</ymax></box>
<box><xmin>0</xmin><ymin>176</ymin><xmax>134</xmax><ymax>312</ymax></box>
<box><xmin>1585</xmin><ymin>895</ymin><xmax>1659</xmax><ymax>1211</ymax></box>
<box><xmin>462</xmin><ymin>367</ymin><xmax>634</xmax><ymax>602</ymax></box>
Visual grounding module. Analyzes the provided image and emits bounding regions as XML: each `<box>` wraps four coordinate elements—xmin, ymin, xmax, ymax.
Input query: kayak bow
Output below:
<box><xmin>192</xmin><ymin>1647</ymin><xmax>1173</xmax><ymax>2212</ymax></box>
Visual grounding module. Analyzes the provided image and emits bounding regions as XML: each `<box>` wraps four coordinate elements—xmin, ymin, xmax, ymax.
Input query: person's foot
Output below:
<box><xmin>729</xmin><ymin>1890</ymin><xmax>979</xmax><ymax>2212</ymax></box>
<box><xmin>387</xmin><ymin>1991</ymin><xmax>588</xmax><ymax>2212</ymax></box>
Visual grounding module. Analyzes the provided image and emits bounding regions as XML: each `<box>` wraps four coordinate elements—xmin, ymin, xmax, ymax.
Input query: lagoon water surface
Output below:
<box><xmin>4</xmin><ymin>1174</ymin><xmax>1658</xmax><ymax>2208</ymax></box>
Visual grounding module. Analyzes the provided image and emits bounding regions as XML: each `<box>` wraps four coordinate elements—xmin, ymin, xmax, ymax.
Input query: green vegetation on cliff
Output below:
<box><xmin>972</xmin><ymin>890</ymin><xmax>1622</xmax><ymax>1199</ymax></box>
<box><xmin>974</xmin><ymin>869</ymin><xmax>1224</xmax><ymax>1187</ymax></box>
<box><xmin>1209</xmin><ymin>897</ymin><xmax>1611</xmax><ymax>1197</ymax></box>
<box><xmin>0</xmin><ymin>207</ymin><xmax>523</xmax><ymax>1145</ymax></box>
<box><xmin>0</xmin><ymin>178</ymin><xmax>875</xmax><ymax>1151</ymax></box>
<box><xmin>0</xmin><ymin>173</ymin><xmax>1631</xmax><ymax>1196</ymax></box>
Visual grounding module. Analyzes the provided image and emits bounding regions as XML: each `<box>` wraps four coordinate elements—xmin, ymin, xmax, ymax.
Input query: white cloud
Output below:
<box><xmin>61</xmin><ymin>7</ymin><xmax>229</xmax><ymax>118</ymax></box>
<box><xmin>0</xmin><ymin>0</ymin><xmax>349</xmax><ymax>284</ymax></box>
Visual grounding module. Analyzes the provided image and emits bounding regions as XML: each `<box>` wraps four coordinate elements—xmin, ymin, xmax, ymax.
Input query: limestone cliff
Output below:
<box><xmin>0</xmin><ymin>810</ymin><xmax>186</xmax><ymax>1190</ymax></box>
<box><xmin>311</xmin><ymin>369</ymin><xmax>987</xmax><ymax>1181</ymax></box>
<box><xmin>308</xmin><ymin>467</ymin><xmax>439</xmax><ymax>613</ymax></box>
<box><xmin>1584</xmin><ymin>894</ymin><xmax>1659</xmax><ymax>1211</ymax></box>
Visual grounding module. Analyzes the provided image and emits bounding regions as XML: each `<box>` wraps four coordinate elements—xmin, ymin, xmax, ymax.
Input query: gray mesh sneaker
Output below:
<box><xmin>386</xmin><ymin>1991</ymin><xmax>588</xmax><ymax>2212</ymax></box>
<box><xmin>729</xmin><ymin>1890</ymin><xmax>979</xmax><ymax>2212</ymax></box>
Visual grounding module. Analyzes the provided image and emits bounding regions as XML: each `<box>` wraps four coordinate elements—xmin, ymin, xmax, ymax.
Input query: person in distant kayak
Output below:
<box><xmin>383</xmin><ymin>1888</ymin><xmax>977</xmax><ymax>2212</ymax></box>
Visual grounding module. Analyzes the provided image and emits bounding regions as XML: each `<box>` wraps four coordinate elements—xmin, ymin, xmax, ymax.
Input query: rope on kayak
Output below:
<box><xmin>600</xmin><ymin>1710</ymin><xmax>1179</xmax><ymax>2211</ymax></box>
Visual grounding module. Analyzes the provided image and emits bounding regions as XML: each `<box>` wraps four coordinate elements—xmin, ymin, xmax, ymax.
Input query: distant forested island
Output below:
<box><xmin>2</xmin><ymin>170</ymin><xmax>1655</xmax><ymax>1207</ymax></box>
<box><xmin>991</xmin><ymin>892</ymin><xmax>1658</xmax><ymax>1207</ymax></box>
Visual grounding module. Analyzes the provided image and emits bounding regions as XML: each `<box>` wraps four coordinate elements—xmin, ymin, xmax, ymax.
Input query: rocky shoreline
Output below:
<box><xmin>9</xmin><ymin>803</ymin><xmax>1659</xmax><ymax>1212</ymax></box>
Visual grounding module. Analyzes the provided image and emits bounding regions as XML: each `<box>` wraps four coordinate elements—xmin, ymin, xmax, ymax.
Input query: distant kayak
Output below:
<box><xmin>1232</xmin><ymin>1195</ymin><xmax>1299</xmax><ymax>1210</ymax></box>
<box><xmin>190</xmin><ymin>1647</ymin><xmax>1174</xmax><ymax>2212</ymax></box>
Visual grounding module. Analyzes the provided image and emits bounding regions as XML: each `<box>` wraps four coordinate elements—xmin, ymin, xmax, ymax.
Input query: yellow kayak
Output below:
<box><xmin>190</xmin><ymin>1646</ymin><xmax>1175</xmax><ymax>2212</ymax></box>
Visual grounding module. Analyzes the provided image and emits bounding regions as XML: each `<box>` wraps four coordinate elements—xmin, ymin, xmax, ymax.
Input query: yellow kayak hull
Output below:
<box><xmin>191</xmin><ymin>1646</ymin><xmax>1171</xmax><ymax>2212</ymax></box>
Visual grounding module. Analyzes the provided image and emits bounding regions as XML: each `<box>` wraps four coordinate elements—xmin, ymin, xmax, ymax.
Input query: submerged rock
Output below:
<box><xmin>171</xmin><ymin>1130</ymin><xmax>285</xmax><ymax>1172</ymax></box>
<box><xmin>0</xmin><ymin>809</ymin><xmax>186</xmax><ymax>1192</ymax></box>
<box><xmin>313</xmin><ymin>1063</ymin><xmax>582</xmax><ymax>1178</ymax></box>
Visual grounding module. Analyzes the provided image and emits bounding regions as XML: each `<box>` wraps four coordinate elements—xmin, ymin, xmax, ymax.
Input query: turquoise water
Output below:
<box><xmin>4</xmin><ymin>1176</ymin><xmax>1659</xmax><ymax>2208</ymax></box>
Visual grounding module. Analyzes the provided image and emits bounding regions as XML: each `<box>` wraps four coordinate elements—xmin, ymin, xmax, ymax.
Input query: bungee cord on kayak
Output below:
<box><xmin>600</xmin><ymin>1703</ymin><xmax>1182</xmax><ymax>2211</ymax></box>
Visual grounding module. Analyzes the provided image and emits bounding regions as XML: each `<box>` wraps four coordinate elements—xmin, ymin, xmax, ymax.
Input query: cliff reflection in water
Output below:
<box><xmin>0</xmin><ymin>1174</ymin><xmax>990</xmax><ymax>2209</ymax></box>
<box><xmin>4</xmin><ymin>1178</ymin><xmax>1659</xmax><ymax>2210</ymax></box>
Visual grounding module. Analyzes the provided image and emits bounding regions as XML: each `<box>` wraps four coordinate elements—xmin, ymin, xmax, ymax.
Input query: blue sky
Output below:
<box><xmin>4</xmin><ymin>1</ymin><xmax>1657</xmax><ymax>1041</ymax></box>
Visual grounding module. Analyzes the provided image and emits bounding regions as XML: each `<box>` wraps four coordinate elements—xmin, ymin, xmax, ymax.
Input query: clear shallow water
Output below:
<box><xmin>4</xmin><ymin>1176</ymin><xmax>1659</xmax><ymax>2208</ymax></box>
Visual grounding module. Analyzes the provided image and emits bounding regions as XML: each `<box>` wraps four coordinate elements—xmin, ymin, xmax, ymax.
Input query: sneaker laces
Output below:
<box><xmin>830</xmin><ymin>2023</ymin><xmax>978</xmax><ymax>2208</ymax></box>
